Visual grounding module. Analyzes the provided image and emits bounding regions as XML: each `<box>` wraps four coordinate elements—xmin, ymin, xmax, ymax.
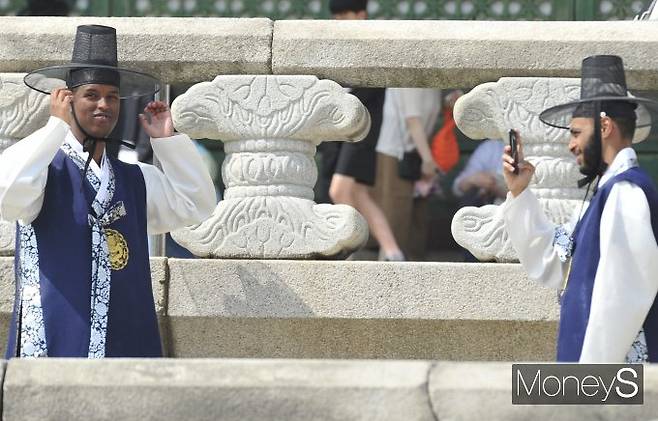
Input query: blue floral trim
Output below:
<box><xmin>553</xmin><ymin>225</ymin><xmax>574</xmax><ymax>263</ymax></box>
<box><xmin>17</xmin><ymin>224</ymin><xmax>48</xmax><ymax>358</ymax></box>
<box><xmin>625</xmin><ymin>329</ymin><xmax>649</xmax><ymax>364</ymax></box>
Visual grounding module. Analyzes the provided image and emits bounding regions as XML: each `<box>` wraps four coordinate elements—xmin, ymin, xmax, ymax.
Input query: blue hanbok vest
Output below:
<box><xmin>558</xmin><ymin>167</ymin><xmax>658</xmax><ymax>362</ymax></box>
<box><xmin>6</xmin><ymin>149</ymin><xmax>162</xmax><ymax>358</ymax></box>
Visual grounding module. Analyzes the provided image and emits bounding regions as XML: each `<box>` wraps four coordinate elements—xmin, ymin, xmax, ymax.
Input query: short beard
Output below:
<box><xmin>579</xmin><ymin>131</ymin><xmax>602</xmax><ymax>177</ymax></box>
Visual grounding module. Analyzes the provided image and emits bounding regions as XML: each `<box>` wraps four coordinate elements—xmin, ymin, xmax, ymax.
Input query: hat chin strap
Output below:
<box><xmin>70</xmin><ymin>103</ymin><xmax>102</xmax><ymax>183</ymax></box>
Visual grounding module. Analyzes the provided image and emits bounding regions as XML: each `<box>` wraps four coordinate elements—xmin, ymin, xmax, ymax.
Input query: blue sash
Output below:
<box><xmin>558</xmin><ymin>167</ymin><xmax>658</xmax><ymax>362</ymax></box>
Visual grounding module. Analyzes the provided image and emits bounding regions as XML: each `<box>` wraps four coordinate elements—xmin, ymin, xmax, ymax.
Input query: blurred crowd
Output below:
<box><xmin>313</xmin><ymin>0</ymin><xmax>508</xmax><ymax>262</ymax></box>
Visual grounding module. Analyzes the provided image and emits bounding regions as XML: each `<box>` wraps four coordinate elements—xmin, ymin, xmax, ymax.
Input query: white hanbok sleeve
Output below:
<box><xmin>501</xmin><ymin>188</ymin><xmax>569</xmax><ymax>289</ymax></box>
<box><xmin>137</xmin><ymin>133</ymin><xmax>216</xmax><ymax>235</ymax></box>
<box><xmin>0</xmin><ymin>117</ymin><xmax>69</xmax><ymax>224</ymax></box>
<box><xmin>579</xmin><ymin>182</ymin><xmax>658</xmax><ymax>363</ymax></box>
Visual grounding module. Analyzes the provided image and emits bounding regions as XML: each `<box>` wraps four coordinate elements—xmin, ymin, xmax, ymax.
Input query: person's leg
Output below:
<box><xmin>372</xmin><ymin>153</ymin><xmax>413</xmax><ymax>259</ymax></box>
<box><xmin>392</xmin><ymin>172</ymin><xmax>414</xmax><ymax>259</ymax></box>
<box><xmin>329</xmin><ymin>173</ymin><xmax>402</xmax><ymax>258</ymax></box>
<box><xmin>407</xmin><ymin>196</ymin><xmax>429</xmax><ymax>261</ymax></box>
<box><xmin>316</xmin><ymin>142</ymin><xmax>341</xmax><ymax>204</ymax></box>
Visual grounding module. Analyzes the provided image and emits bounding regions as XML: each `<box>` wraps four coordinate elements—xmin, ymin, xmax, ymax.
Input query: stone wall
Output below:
<box><xmin>0</xmin><ymin>257</ymin><xmax>559</xmax><ymax>361</ymax></box>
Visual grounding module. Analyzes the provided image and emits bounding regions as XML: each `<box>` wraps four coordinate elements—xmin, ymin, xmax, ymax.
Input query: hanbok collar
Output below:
<box><xmin>64</xmin><ymin>132</ymin><xmax>113</xmax><ymax>206</ymax></box>
<box><xmin>64</xmin><ymin>131</ymin><xmax>107</xmax><ymax>179</ymax></box>
<box><xmin>598</xmin><ymin>147</ymin><xmax>639</xmax><ymax>189</ymax></box>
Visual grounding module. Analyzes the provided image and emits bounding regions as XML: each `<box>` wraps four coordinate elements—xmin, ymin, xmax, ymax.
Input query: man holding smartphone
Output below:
<box><xmin>501</xmin><ymin>55</ymin><xmax>658</xmax><ymax>363</ymax></box>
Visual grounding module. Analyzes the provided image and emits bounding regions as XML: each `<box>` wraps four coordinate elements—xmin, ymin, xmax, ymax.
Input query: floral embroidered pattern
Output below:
<box><xmin>625</xmin><ymin>329</ymin><xmax>649</xmax><ymax>364</ymax></box>
<box><xmin>553</xmin><ymin>225</ymin><xmax>574</xmax><ymax>263</ymax></box>
<box><xmin>61</xmin><ymin>142</ymin><xmax>101</xmax><ymax>191</ymax></box>
<box><xmin>87</xmin><ymin>221</ymin><xmax>111</xmax><ymax>358</ymax></box>
<box><xmin>17</xmin><ymin>224</ymin><xmax>47</xmax><ymax>358</ymax></box>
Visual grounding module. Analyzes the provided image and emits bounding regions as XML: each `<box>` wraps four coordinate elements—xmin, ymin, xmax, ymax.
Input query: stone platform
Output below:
<box><xmin>0</xmin><ymin>258</ymin><xmax>559</xmax><ymax>360</ymax></box>
<box><xmin>1</xmin><ymin>359</ymin><xmax>657</xmax><ymax>421</ymax></box>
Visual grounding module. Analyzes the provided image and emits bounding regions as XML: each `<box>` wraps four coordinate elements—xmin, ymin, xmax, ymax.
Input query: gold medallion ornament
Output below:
<box><xmin>105</xmin><ymin>229</ymin><xmax>129</xmax><ymax>271</ymax></box>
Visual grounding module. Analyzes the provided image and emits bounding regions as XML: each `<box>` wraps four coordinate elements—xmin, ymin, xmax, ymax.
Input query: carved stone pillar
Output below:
<box><xmin>451</xmin><ymin>77</ymin><xmax>651</xmax><ymax>262</ymax></box>
<box><xmin>0</xmin><ymin>73</ymin><xmax>52</xmax><ymax>256</ymax></box>
<box><xmin>170</xmin><ymin>75</ymin><xmax>371</xmax><ymax>259</ymax></box>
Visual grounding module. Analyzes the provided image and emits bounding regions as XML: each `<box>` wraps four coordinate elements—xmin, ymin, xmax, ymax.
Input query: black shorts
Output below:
<box><xmin>334</xmin><ymin>138</ymin><xmax>377</xmax><ymax>186</ymax></box>
<box><xmin>333</xmin><ymin>88</ymin><xmax>385</xmax><ymax>187</ymax></box>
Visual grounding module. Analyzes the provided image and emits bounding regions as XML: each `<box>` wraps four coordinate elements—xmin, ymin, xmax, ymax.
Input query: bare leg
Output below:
<box><xmin>329</xmin><ymin>174</ymin><xmax>402</xmax><ymax>257</ymax></box>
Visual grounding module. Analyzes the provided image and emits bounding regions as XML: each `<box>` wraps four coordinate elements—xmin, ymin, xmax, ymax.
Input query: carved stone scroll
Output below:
<box><xmin>170</xmin><ymin>75</ymin><xmax>370</xmax><ymax>259</ymax></box>
<box><xmin>0</xmin><ymin>73</ymin><xmax>53</xmax><ymax>256</ymax></box>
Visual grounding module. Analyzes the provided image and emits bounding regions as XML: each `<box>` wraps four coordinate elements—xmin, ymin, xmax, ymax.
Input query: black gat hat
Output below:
<box><xmin>24</xmin><ymin>25</ymin><xmax>160</xmax><ymax>99</ymax></box>
<box><xmin>539</xmin><ymin>55</ymin><xmax>658</xmax><ymax>143</ymax></box>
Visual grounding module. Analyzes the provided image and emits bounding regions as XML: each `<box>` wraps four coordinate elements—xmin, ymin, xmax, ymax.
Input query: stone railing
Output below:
<box><xmin>0</xmin><ymin>358</ymin><xmax>656</xmax><ymax>420</ymax></box>
<box><xmin>1</xmin><ymin>17</ymin><xmax>657</xmax><ymax>258</ymax></box>
<box><xmin>0</xmin><ymin>17</ymin><xmax>656</xmax><ymax>88</ymax></box>
<box><xmin>169</xmin><ymin>75</ymin><xmax>370</xmax><ymax>259</ymax></box>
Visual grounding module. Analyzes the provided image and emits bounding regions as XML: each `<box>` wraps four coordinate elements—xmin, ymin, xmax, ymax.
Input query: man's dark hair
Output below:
<box><xmin>610</xmin><ymin>115</ymin><xmax>637</xmax><ymax>141</ymax></box>
<box><xmin>329</xmin><ymin>0</ymin><xmax>368</xmax><ymax>14</ymax></box>
<box><xmin>18</xmin><ymin>0</ymin><xmax>70</xmax><ymax>16</ymax></box>
<box><xmin>573</xmin><ymin>100</ymin><xmax>637</xmax><ymax>141</ymax></box>
<box><xmin>603</xmin><ymin>101</ymin><xmax>637</xmax><ymax>141</ymax></box>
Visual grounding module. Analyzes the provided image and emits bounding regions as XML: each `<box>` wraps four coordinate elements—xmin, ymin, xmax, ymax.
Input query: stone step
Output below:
<box><xmin>0</xmin><ymin>257</ymin><xmax>559</xmax><ymax>360</ymax></box>
<box><xmin>2</xmin><ymin>359</ymin><xmax>657</xmax><ymax>421</ymax></box>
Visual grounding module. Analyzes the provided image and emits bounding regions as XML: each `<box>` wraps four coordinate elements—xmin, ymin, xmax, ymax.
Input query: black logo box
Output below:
<box><xmin>512</xmin><ymin>364</ymin><xmax>643</xmax><ymax>405</ymax></box>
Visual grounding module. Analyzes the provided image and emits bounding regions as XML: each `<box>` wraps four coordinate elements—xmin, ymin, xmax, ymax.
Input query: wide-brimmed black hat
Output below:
<box><xmin>539</xmin><ymin>55</ymin><xmax>658</xmax><ymax>142</ymax></box>
<box><xmin>24</xmin><ymin>25</ymin><xmax>160</xmax><ymax>98</ymax></box>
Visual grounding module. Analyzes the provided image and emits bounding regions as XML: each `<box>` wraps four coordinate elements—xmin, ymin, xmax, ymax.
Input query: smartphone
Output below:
<box><xmin>508</xmin><ymin>129</ymin><xmax>519</xmax><ymax>174</ymax></box>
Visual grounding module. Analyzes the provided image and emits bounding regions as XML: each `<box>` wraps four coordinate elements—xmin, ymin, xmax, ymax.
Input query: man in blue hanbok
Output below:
<box><xmin>0</xmin><ymin>25</ymin><xmax>215</xmax><ymax>358</ymax></box>
<box><xmin>501</xmin><ymin>55</ymin><xmax>658</xmax><ymax>363</ymax></box>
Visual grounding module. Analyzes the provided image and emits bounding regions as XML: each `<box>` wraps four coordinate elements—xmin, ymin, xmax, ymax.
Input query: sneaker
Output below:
<box><xmin>379</xmin><ymin>251</ymin><xmax>406</xmax><ymax>262</ymax></box>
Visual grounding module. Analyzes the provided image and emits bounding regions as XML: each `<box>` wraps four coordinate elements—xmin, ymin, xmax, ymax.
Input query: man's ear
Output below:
<box><xmin>600</xmin><ymin>116</ymin><xmax>613</xmax><ymax>139</ymax></box>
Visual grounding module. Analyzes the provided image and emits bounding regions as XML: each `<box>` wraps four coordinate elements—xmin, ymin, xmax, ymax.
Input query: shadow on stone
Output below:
<box><xmin>222</xmin><ymin>262</ymin><xmax>314</xmax><ymax>318</ymax></box>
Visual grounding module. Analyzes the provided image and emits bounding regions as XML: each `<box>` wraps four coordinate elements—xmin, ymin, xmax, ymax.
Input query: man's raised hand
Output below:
<box><xmin>139</xmin><ymin>101</ymin><xmax>174</xmax><ymax>139</ymax></box>
<box><xmin>50</xmin><ymin>88</ymin><xmax>73</xmax><ymax>126</ymax></box>
<box><xmin>502</xmin><ymin>130</ymin><xmax>535</xmax><ymax>197</ymax></box>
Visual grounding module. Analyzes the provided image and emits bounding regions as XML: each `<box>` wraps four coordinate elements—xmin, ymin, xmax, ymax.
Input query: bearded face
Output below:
<box><xmin>569</xmin><ymin>117</ymin><xmax>602</xmax><ymax>177</ymax></box>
